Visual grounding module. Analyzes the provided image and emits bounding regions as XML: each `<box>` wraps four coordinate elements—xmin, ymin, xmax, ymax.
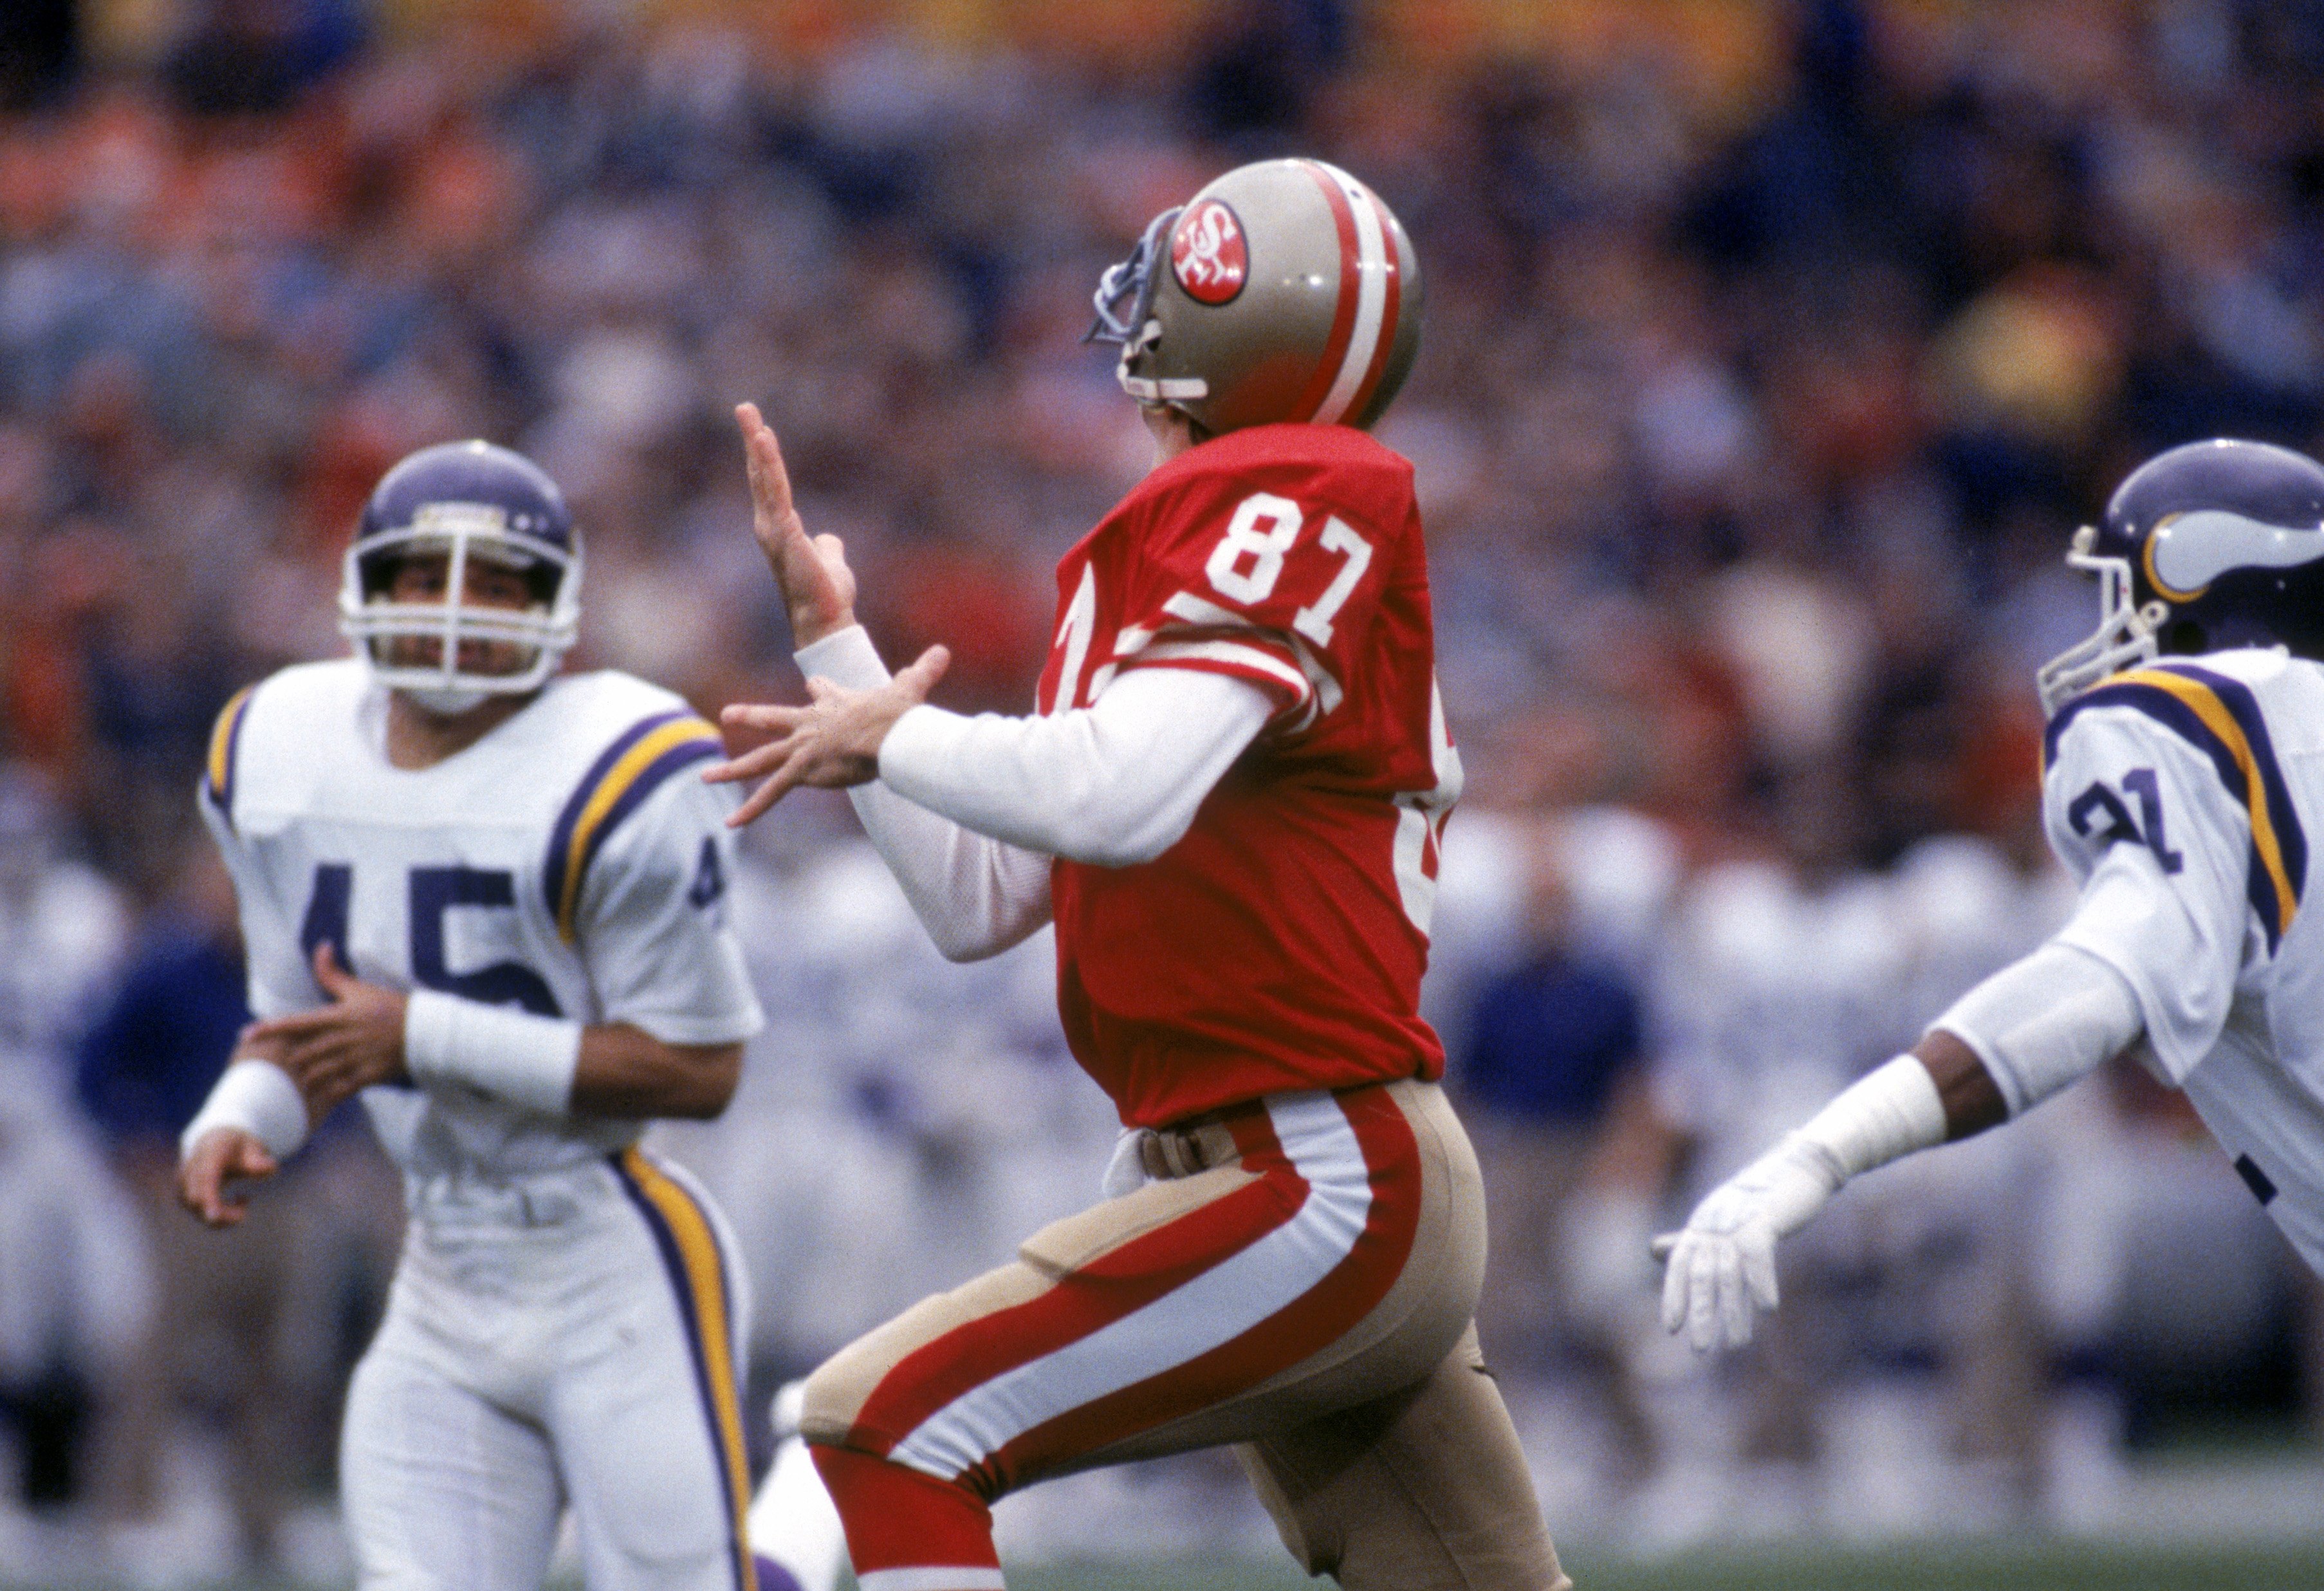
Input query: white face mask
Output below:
<box><xmin>2034</xmin><ymin>525</ymin><xmax>2168</xmax><ymax>718</ymax></box>
<box><xmin>340</xmin><ymin>508</ymin><xmax>584</xmax><ymax>706</ymax></box>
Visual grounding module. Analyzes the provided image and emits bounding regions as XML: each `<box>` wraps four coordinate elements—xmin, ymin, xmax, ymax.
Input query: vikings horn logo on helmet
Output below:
<box><xmin>1088</xmin><ymin>158</ymin><xmax>1423</xmax><ymax>436</ymax></box>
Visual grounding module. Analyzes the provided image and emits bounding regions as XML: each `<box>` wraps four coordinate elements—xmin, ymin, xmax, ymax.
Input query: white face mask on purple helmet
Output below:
<box><xmin>338</xmin><ymin>500</ymin><xmax>583</xmax><ymax>715</ymax></box>
<box><xmin>2034</xmin><ymin>524</ymin><xmax>2168</xmax><ymax>718</ymax></box>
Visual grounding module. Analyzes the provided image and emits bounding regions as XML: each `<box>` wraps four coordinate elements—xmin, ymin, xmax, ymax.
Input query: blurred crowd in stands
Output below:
<box><xmin>4</xmin><ymin>0</ymin><xmax>2324</xmax><ymax>1577</ymax></box>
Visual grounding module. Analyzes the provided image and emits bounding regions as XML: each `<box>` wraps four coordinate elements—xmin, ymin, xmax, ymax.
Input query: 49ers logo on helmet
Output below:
<box><xmin>1171</xmin><ymin>200</ymin><xmax>1247</xmax><ymax>306</ymax></box>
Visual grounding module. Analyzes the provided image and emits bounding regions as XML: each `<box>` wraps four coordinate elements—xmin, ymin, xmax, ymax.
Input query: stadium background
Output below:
<box><xmin>3</xmin><ymin>0</ymin><xmax>2324</xmax><ymax>1586</ymax></box>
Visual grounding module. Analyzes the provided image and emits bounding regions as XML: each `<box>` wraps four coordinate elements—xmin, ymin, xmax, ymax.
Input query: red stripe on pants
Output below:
<box><xmin>847</xmin><ymin>1086</ymin><xmax>1423</xmax><ymax>1501</ymax></box>
<box><xmin>846</xmin><ymin>1110</ymin><xmax>1305</xmax><ymax>1455</ymax></box>
<box><xmin>810</xmin><ymin>1445</ymin><xmax>999</xmax><ymax>1578</ymax></box>
<box><xmin>981</xmin><ymin>1086</ymin><xmax>1421</xmax><ymax>1489</ymax></box>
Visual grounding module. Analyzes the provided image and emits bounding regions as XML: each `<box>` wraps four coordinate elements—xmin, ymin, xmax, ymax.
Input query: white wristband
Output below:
<box><xmin>180</xmin><ymin>1059</ymin><xmax>309</xmax><ymax>1163</ymax></box>
<box><xmin>403</xmin><ymin>990</ymin><xmax>583</xmax><ymax>1116</ymax></box>
<box><xmin>793</xmin><ymin>624</ymin><xmax>890</xmax><ymax>689</ymax></box>
<box><xmin>1792</xmin><ymin>1054</ymin><xmax>1948</xmax><ymax>1182</ymax></box>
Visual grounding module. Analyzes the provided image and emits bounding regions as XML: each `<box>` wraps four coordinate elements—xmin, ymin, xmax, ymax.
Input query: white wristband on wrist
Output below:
<box><xmin>1793</xmin><ymin>1054</ymin><xmax>1948</xmax><ymax>1182</ymax></box>
<box><xmin>403</xmin><ymin>990</ymin><xmax>583</xmax><ymax>1116</ymax></box>
<box><xmin>180</xmin><ymin>1059</ymin><xmax>310</xmax><ymax>1163</ymax></box>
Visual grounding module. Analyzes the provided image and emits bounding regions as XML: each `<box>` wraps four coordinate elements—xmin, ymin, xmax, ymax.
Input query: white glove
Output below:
<box><xmin>1652</xmin><ymin>1133</ymin><xmax>1843</xmax><ymax>1352</ymax></box>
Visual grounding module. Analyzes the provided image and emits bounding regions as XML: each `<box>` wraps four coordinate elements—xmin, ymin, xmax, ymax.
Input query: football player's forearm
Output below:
<box><xmin>570</xmin><ymin>1029</ymin><xmax>742</xmax><ymax>1119</ymax></box>
<box><xmin>1911</xmin><ymin>1030</ymin><xmax>2009</xmax><ymax>1139</ymax></box>
<box><xmin>181</xmin><ymin>1056</ymin><xmax>310</xmax><ymax>1162</ymax></box>
<box><xmin>1798</xmin><ymin>942</ymin><xmax>2141</xmax><ymax>1182</ymax></box>
<box><xmin>877</xmin><ymin>668</ymin><xmax>1272</xmax><ymax>866</ymax></box>
<box><xmin>851</xmin><ymin>797</ymin><xmax>1054</xmax><ymax>960</ymax></box>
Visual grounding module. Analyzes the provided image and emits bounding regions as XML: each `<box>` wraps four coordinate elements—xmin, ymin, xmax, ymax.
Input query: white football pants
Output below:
<box><xmin>340</xmin><ymin>1149</ymin><xmax>757</xmax><ymax>1591</ymax></box>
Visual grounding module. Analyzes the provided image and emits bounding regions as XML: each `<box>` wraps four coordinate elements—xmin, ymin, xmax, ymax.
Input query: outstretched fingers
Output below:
<box><xmin>702</xmin><ymin>734</ymin><xmax>798</xmax><ymax>788</ymax></box>
<box><xmin>726</xmin><ymin>751</ymin><xmax>811</xmax><ymax>828</ymax></box>
<box><xmin>1715</xmin><ymin>1242</ymin><xmax>1755</xmax><ymax>1348</ymax></box>
<box><xmin>1658</xmin><ymin>1233</ymin><xmax>1692</xmax><ymax>1335</ymax></box>
<box><xmin>719</xmin><ymin>701</ymin><xmax>811</xmax><ymax>735</ymax></box>
<box><xmin>1686</xmin><ymin>1240</ymin><xmax>1724</xmax><ymax>1352</ymax></box>
<box><xmin>735</xmin><ymin>403</ymin><xmax>798</xmax><ymax>531</ymax></box>
<box><xmin>246</xmin><ymin>1005</ymin><xmax>342</xmax><ymax>1044</ymax></box>
<box><xmin>894</xmin><ymin>644</ymin><xmax>952</xmax><ymax>701</ymax></box>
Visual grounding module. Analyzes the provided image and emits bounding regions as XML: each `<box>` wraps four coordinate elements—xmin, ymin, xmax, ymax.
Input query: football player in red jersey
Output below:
<box><xmin>709</xmin><ymin>160</ymin><xmax>1565</xmax><ymax>1591</ymax></box>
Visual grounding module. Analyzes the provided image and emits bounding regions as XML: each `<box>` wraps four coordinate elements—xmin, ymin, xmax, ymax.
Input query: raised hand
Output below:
<box><xmin>706</xmin><ymin>644</ymin><xmax>952</xmax><ymax>827</ymax></box>
<box><xmin>736</xmin><ymin>402</ymin><xmax>858</xmax><ymax>647</ymax></box>
<box><xmin>178</xmin><ymin>1126</ymin><xmax>279</xmax><ymax>1228</ymax></box>
<box><xmin>246</xmin><ymin>945</ymin><xmax>412</xmax><ymax>1123</ymax></box>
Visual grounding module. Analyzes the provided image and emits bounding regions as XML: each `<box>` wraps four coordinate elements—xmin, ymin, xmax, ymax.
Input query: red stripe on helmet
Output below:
<box><xmin>1342</xmin><ymin>187</ymin><xmax>1404</xmax><ymax>425</ymax></box>
<box><xmin>1289</xmin><ymin>160</ymin><xmax>1363</xmax><ymax>424</ymax></box>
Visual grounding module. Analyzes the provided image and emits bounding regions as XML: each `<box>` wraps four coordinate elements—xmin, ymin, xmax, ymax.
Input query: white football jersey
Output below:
<box><xmin>2043</xmin><ymin>647</ymin><xmax>2324</xmax><ymax>1274</ymax></box>
<box><xmin>200</xmin><ymin>659</ymin><xmax>763</xmax><ymax>1183</ymax></box>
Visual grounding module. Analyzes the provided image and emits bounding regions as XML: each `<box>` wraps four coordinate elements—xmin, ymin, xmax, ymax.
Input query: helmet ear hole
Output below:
<box><xmin>359</xmin><ymin>554</ymin><xmax>399</xmax><ymax>600</ymax></box>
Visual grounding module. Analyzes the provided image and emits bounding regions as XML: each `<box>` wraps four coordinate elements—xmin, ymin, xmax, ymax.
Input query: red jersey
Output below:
<box><xmin>1038</xmin><ymin>422</ymin><xmax>1462</xmax><ymax>1128</ymax></box>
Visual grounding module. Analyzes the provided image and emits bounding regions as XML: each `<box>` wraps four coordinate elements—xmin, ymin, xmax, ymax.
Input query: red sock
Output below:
<box><xmin>809</xmin><ymin>1444</ymin><xmax>1004</xmax><ymax>1590</ymax></box>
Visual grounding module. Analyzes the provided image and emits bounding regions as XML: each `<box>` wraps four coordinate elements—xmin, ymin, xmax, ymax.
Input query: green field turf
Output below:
<box><xmin>1009</xmin><ymin>1542</ymin><xmax>2324</xmax><ymax>1591</ymax></box>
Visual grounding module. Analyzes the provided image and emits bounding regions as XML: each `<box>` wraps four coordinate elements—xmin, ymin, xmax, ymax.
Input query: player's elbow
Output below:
<box><xmin>659</xmin><ymin>1041</ymin><xmax>743</xmax><ymax>1119</ymax></box>
<box><xmin>919</xmin><ymin>896</ymin><xmax>1052</xmax><ymax>962</ymax></box>
<box><xmin>1087</xmin><ymin>830</ymin><xmax>1178</xmax><ymax>868</ymax></box>
<box><xmin>930</xmin><ymin>927</ymin><xmax>996</xmax><ymax>962</ymax></box>
<box><xmin>927</xmin><ymin>921</ymin><xmax>1018</xmax><ymax>962</ymax></box>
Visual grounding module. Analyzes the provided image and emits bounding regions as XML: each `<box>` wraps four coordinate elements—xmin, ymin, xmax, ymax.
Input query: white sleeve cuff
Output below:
<box><xmin>403</xmin><ymin>991</ymin><xmax>583</xmax><ymax>1116</ymax></box>
<box><xmin>794</xmin><ymin>627</ymin><xmax>1053</xmax><ymax>960</ymax></box>
<box><xmin>879</xmin><ymin>704</ymin><xmax>968</xmax><ymax>791</ymax></box>
<box><xmin>794</xmin><ymin>624</ymin><xmax>890</xmax><ymax>691</ymax></box>
<box><xmin>1791</xmin><ymin>1055</ymin><xmax>1948</xmax><ymax>1182</ymax></box>
<box><xmin>180</xmin><ymin>1059</ymin><xmax>309</xmax><ymax>1162</ymax></box>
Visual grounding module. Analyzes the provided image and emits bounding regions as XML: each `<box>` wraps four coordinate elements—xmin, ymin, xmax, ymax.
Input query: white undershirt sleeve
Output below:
<box><xmin>1930</xmin><ymin>938</ymin><xmax>2146</xmax><ymax>1117</ymax></box>
<box><xmin>793</xmin><ymin>627</ymin><xmax>1054</xmax><ymax>963</ymax></box>
<box><xmin>876</xmin><ymin>667</ymin><xmax>1275</xmax><ymax>866</ymax></box>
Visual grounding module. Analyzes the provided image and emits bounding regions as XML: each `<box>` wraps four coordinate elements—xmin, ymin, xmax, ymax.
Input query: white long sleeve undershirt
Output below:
<box><xmin>792</xmin><ymin>626</ymin><xmax>1274</xmax><ymax>961</ymax></box>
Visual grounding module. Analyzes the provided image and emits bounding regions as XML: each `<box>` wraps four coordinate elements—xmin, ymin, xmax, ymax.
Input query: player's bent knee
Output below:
<box><xmin>796</xmin><ymin>1359</ymin><xmax>873</xmax><ymax>1451</ymax></box>
<box><xmin>798</xmin><ymin>1259</ymin><xmax>1056</xmax><ymax>1452</ymax></box>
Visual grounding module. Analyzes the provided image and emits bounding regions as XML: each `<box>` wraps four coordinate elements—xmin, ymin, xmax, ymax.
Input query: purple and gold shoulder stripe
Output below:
<box><xmin>2045</xmin><ymin>663</ymin><xmax>2305</xmax><ymax>949</ymax></box>
<box><xmin>203</xmin><ymin>685</ymin><xmax>259</xmax><ymax>828</ymax></box>
<box><xmin>545</xmin><ymin>709</ymin><xmax>724</xmax><ymax>942</ymax></box>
